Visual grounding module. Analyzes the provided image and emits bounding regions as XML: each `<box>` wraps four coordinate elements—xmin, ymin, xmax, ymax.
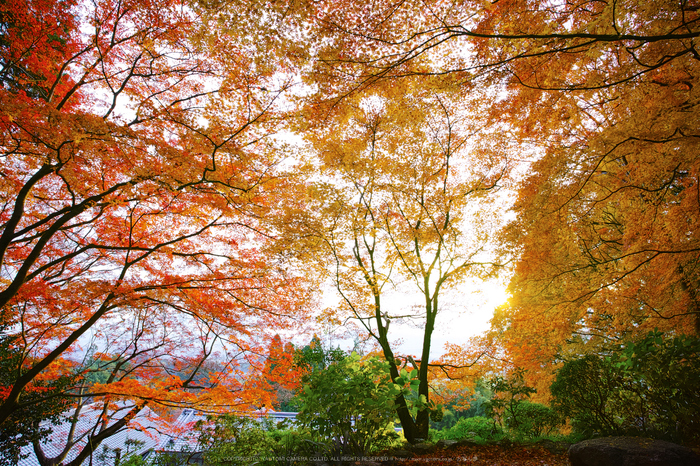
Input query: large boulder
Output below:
<box><xmin>568</xmin><ymin>437</ymin><xmax>700</xmax><ymax>466</ymax></box>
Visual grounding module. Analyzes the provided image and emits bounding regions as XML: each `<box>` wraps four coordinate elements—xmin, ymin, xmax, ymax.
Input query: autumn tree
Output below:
<box><xmin>261</xmin><ymin>334</ymin><xmax>299</xmax><ymax>410</ymax></box>
<box><xmin>307</xmin><ymin>0</ymin><xmax>699</xmax><ymax>97</ymax></box>
<box><xmin>298</xmin><ymin>0</ymin><xmax>700</xmax><ymax>393</ymax></box>
<box><xmin>0</xmin><ymin>322</ymin><xmax>75</xmax><ymax>462</ymax></box>
<box><xmin>478</xmin><ymin>1</ymin><xmax>700</xmax><ymax>388</ymax></box>
<box><xmin>276</xmin><ymin>80</ymin><xmax>508</xmax><ymax>442</ymax></box>
<box><xmin>0</xmin><ymin>0</ymin><xmax>311</xmax><ymax>463</ymax></box>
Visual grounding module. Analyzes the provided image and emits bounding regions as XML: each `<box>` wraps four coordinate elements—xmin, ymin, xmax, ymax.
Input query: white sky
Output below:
<box><xmin>390</xmin><ymin>277</ymin><xmax>509</xmax><ymax>357</ymax></box>
<box><xmin>307</xmin><ymin>274</ymin><xmax>510</xmax><ymax>361</ymax></box>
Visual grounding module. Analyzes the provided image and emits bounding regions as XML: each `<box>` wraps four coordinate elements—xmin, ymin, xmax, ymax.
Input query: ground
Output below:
<box><xmin>372</xmin><ymin>441</ymin><xmax>571</xmax><ymax>466</ymax></box>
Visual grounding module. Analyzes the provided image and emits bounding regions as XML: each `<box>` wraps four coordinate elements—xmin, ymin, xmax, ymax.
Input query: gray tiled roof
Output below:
<box><xmin>18</xmin><ymin>405</ymin><xmax>299</xmax><ymax>466</ymax></box>
<box><xmin>156</xmin><ymin>409</ymin><xmax>299</xmax><ymax>454</ymax></box>
<box><xmin>18</xmin><ymin>402</ymin><xmax>163</xmax><ymax>466</ymax></box>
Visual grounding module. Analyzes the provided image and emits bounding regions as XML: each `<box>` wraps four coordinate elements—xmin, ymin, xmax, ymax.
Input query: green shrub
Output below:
<box><xmin>266</xmin><ymin>428</ymin><xmax>319</xmax><ymax>464</ymax></box>
<box><xmin>551</xmin><ymin>331</ymin><xmax>700</xmax><ymax>444</ymax></box>
<box><xmin>195</xmin><ymin>414</ymin><xmax>275</xmax><ymax>466</ymax></box>
<box><xmin>550</xmin><ymin>354</ymin><xmax>622</xmax><ymax>436</ymax></box>
<box><xmin>504</xmin><ymin>401</ymin><xmax>562</xmax><ymax>438</ymax></box>
<box><xmin>296</xmin><ymin>353</ymin><xmax>402</xmax><ymax>457</ymax></box>
<box><xmin>438</xmin><ymin>416</ymin><xmax>501</xmax><ymax>441</ymax></box>
<box><xmin>477</xmin><ymin>369</ymin><xmax>563</xmax><ymax>440</ymax></box>
<box><xmin>483</xmin><ymin>370</ymin><xmax>536</xmax><ymax>430</ymax></box>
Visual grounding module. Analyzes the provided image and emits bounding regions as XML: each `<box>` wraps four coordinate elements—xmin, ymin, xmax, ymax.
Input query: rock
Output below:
<box><xmin>456</xmin><ymin>439</ymin><xmax>481</xmax><ymax>448</ymax></box>
<box><xmin>568</xmin><ymin>436</ymin><xmax>700</xmax><ymax>466</ymax></box>
<box><xmin>411</xmin><ymin>442</ymin><xmax>433</xmax><ymax>452</ymax></box>
<box><xmin>436</xmin><ymin>439</ymin><xmax>459</xmax><ymax>448</ymax></box>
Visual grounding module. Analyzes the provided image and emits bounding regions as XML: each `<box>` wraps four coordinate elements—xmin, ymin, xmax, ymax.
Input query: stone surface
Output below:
<box><xmin>411</xmin><ymin>442</ymin><xmax>433</xmax><ymax>452</ymax></box>
<box><xmin>568</xmin><ymin>436</ymin><xmax>700</xmax><ymax>466</ymax></box>
<box><xmin>436</xmin><ymin>439</ymin><xmax>459</xmax><ymax>448</ymax></box>
<box><xmin>455</xmin><ymin>439</ymin><xmax>481</xmax><ymax>448</ymax></box>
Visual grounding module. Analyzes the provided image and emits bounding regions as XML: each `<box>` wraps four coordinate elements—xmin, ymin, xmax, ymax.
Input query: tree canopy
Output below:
<box><xmin>2</xmin><ymin>0</ymin><xmax>698</xmax><ymax>457</ymax></box>
<box><xmin>0</xmin><ymin>0</ymin><xmax>311</xmax><ymax>462</ymax></box>
<box><xmin>300</xmin><ymin>0</ymin><xmax>699</xmax><ymax>394</ymax></box>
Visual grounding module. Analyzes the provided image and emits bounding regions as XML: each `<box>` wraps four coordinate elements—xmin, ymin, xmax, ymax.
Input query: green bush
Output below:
<box><xmin>550</xmin><ymin>354</ymin><xmax>623</xmax><ymax>436</ymax></box>
<box><xmin>296</xmin><ymin>353</ymin><xmax>402</xmax><ymax>457</ymax></box>
<box><xmin>551</xmin><ymin>331</ymin><xmax>700</xmax><ymax>444</ymax></box>
<box><xmin>438</xmin><ymin>416</ymin><xmax>502</xmax><ymax>441</ymax></box>
<box><xmin>483</xmin><ymin>370</ymin><xmax>536</xmax><ymax>430</ymax></box>
<box><xmin>503</xmin><ymin>401</ymin><xmax>562</xmax><ymax>438</ymax></box>
<box><xmin>192</xmin><ymin>419</ymin><xmax>320</xmax><ymax>466</ymax></box>
<box><xmin>429</xmin><ymin>381</ymin><xmax>493</xmax><ymax>431</ymax></box>
<box><xmin>195</xmin><ymin>414</ymin><xmax>275</xmax><ymax>466</ymax></box>
<box><xmin>266</xmin><ymin>428</ymin><xmax>319</xmax><ymax>464</ymax></box>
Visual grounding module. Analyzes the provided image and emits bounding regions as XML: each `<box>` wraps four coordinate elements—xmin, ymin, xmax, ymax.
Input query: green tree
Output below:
<box><xmin>294</xmin><ymin>335</ymin><xmax>346</xmax><ymax>374</ymax></box>
<box><xmin>551</xmin><ymin>331</ymin><xmax>700</xmax><ymax>444</ymax></box>
<box><xmin>484</xmin><ymin>370</ymin><xmax>536</xmax><ymax>433</ymax></box>
<box><xmin>296</xmin><ymin>353</ymin><xmax>405</xmax><ymax>458</ymax></box>
<box><xmin>196</xmin><ymin>414</ymin><xmax>274</xmax><ymax>466</ymax></box>
<box><xmin>0</xmin><ymin>322</ymin><xmax>74</xmax><ymax>464</ymax></box>
<box><xmin>484</xmin><ymin>370</ymin><xmax>562</xmax><ymax>439</ymax></box>
<box><xmin>550</xmin><ymin>354</ymin><xmax>623</xmax><ymax>437</ymax></box>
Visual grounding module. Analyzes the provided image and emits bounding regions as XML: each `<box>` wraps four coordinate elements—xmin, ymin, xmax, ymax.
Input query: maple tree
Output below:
<box><xmin>261</xmin><ymin>334</ymin><xmax>299</xmax><ymax>410</ymax></box>
<box><xmin>3</xmin><ymin>0</ymin><xmax>697</xmax><ymax>458</ymax></box>
<box><xmin>0</xmin><ymin>0</ymin><xmax>311</xmax><ymax>463</ymax></box>
<box><xmin>481</xmin><ymin>1</ymin><xmax>700</xmax><ymax>390</ymax></box>
<box><xmin>309</xmin><ymin>0</ymin><xmax>699</xmax><ymax>96</ymax></box>
<box><xmin>275</xmin><ymin>79</ymin><xmax>508</xmax><ymax>442</ymax></box>
<box><xmin>301</xmin><ymin>0</ymin><xmax>700</xmax><ymax>394</ymax></box>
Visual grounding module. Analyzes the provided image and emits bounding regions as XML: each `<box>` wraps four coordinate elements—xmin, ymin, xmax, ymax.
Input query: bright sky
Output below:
<box><xmin>311</xmin><ymin>275</ymin><xmax>510</xmax><ymax>361</ymax></box>
<box><xmin>297</xmin><ymin>175</ymin><xmax>517</xmax><ymax>361</ymax></box>
<box><xmin>392</xmin><ymin>278</ymin><xmax>509</xmax><ymax>358</ymax></box>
